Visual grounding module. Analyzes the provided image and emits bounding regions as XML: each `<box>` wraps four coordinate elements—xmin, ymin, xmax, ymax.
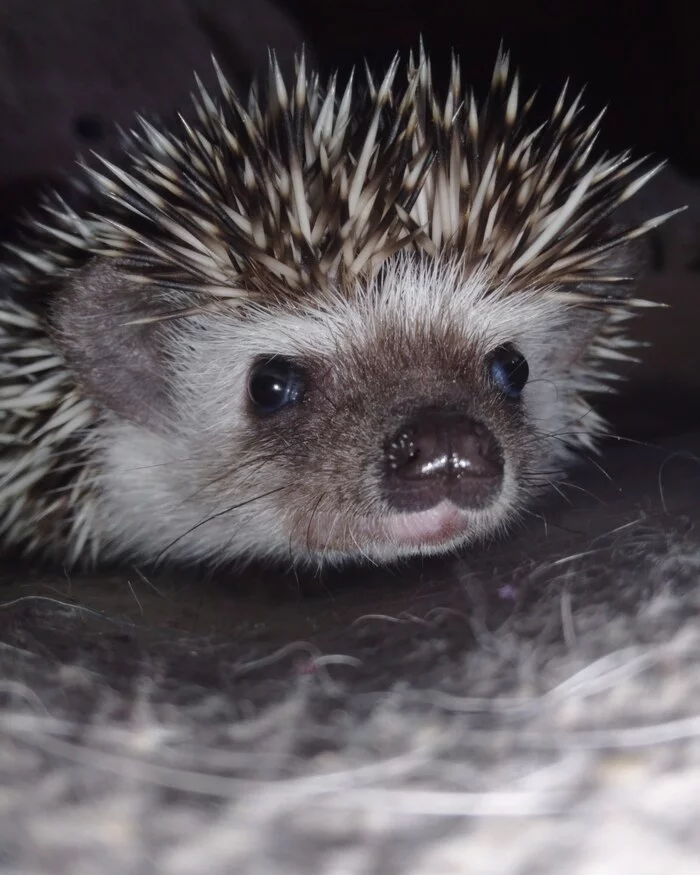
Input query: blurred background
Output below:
<box><xmin>0</xmin><ymin>0</ymin><xmax>697</xmax><ymax>439</ymax></box>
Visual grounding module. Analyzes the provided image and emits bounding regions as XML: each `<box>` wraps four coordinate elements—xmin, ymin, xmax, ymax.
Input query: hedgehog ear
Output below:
<box><xmin>49</xmin><ymin>259</ymin><xmax>175</xmax><ymax>431</ymax></box>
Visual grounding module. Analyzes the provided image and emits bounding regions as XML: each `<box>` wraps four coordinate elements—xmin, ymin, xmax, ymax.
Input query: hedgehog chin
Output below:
<box><xmin>381</xmin><ymin>502</ymin><xmax>474</xmax><ymax>549</ymax></box>
<box><xmin>302</xmin><ymin>501</ymin><xmax>492</xmax><ymax>565</ymax></box>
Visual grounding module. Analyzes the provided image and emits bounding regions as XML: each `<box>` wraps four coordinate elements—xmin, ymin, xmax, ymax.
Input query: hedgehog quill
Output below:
<box><xmin>0</xmin><ymin>48</ymin><xmax>676</xmax><ymax>568</ymax></box>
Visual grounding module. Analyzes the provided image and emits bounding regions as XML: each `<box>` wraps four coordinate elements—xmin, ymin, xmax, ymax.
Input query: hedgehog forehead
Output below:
<box><xmin>206</xmin><ymin>254</ymin><xmax>566</xmax><ymax>365</ymax></box>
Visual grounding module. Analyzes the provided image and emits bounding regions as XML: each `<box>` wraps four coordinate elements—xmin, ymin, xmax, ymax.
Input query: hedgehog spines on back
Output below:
<box><xmin>6</xmin><ymin>45</ymin><xmax>674</xmax><ymax>302</ymax></box>
<box><xmin>0</xmin><ymin>45</ymin><xmax>679</xmax><ymax>566</ymax></box>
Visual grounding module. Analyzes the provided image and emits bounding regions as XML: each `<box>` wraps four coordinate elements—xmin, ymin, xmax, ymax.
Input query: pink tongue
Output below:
<box><xmin>385</xmin><ymin>503</ymin><xmax>466</xmax><ymax>546</ymax></box>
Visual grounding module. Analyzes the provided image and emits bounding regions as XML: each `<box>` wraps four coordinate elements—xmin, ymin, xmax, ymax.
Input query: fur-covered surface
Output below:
<box><xmin>2</xmin><ymin>431</ymin><xmax>700</xmax><ymax>872</ymax></box>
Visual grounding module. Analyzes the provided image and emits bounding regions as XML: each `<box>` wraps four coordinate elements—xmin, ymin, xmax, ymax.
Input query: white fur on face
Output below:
<box><xmin>94</xmin><ymin>255</ymin><xmax>601</xmax><ymax>568</ymax></box>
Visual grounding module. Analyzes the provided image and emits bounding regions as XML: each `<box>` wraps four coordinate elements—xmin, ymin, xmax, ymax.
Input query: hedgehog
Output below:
<box><xmin>0</xmin><ymin>46</ymin><xmax>678</xmax><ymax>570</ymax></box>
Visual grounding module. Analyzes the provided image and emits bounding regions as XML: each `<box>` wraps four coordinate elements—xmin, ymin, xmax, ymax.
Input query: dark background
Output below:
<box><xmin>284</xmin><ymin>0</ymin><xmax>700</xmax><ymax>177</ymax></box>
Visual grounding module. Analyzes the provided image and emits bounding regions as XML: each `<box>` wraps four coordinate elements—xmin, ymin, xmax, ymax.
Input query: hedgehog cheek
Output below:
<box><xmin>48</xmin><ymin>259</ymin><xmax>175</xmax><ymax>432</ymax></box>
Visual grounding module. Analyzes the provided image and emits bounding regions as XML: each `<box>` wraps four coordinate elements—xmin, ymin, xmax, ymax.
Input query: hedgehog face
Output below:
<box><xmin>81</xmin><ymin>254</ymin><xmax>599</xmax><ymax>567</ymax></box>
<box><xmin>5</xmin><ymin>48</ymin><xmax>664</xmax><ymax>568</ymax></box>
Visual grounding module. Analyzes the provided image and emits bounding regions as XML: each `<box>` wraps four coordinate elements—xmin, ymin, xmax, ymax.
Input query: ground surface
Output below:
<box><xmin>2</xmin><ymin>434</ymin><xmax>700</xmax><ymax>872</ymax></box>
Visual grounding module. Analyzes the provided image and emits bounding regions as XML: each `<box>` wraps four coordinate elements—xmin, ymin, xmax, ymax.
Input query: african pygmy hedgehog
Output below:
<box><xmin>0</xmin><ymin>47</ymin><xmax>676</xmax><ymax>569</ymax></box>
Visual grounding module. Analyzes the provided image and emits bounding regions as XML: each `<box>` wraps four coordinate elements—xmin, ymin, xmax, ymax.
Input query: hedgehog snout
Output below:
<box><xmin>382</xmin><ymin>410</ymin><xmax>504</xmax><ymax>513</ymax></box>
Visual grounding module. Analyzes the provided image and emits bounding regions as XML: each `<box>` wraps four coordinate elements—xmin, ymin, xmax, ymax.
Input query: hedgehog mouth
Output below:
<box><xmin>301</xmin><ymin>501</ymin><xmax>486</xmax><ymax>557</ymax></box>
<box><xmin>380</xmin><ymin>503</ymin><xmax>471</xmax><ymax>547</ymax></box>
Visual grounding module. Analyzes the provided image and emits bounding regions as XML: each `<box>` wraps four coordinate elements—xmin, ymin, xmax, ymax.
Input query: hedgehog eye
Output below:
<box><xmin>248</xmin><ymin>356</ymin><xmax>306</xmax><ymax>414</ymax></box>
<box><xmin>488</xmin><ymin>344</ymin><xmax>529</xmax><ymax>399</ymax></box>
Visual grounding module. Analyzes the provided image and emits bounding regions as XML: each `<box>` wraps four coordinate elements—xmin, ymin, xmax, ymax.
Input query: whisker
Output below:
<box><xmin>305</xmin><ymin>492</ymin><xmax>326</xmax><ymax>552</ymax></box>
<box><xmin>554</xmin><ymin>481</ymin><xmax>607</xmax><ymax>503</ymax></box>
<box><xmin>321</xmin><ymin>509</ymin><xmax>342</xmax><ymax>564</ymax></box>
<box><xmin>531</xmin><ymin>428</ymin><xmax>614</xmax><ymax>482</ymax></box>
<box><xmin>154</xmin><ymin>485</ymin><xmax>292</xmax><ymax>564</ymax></box>
<box><xmin>170</xmin><ymin>450</ymin><xmax>291</xmax><ymax>511</ymax></box>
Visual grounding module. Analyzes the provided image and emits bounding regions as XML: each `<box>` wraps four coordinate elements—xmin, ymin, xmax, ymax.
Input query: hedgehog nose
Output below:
<box><xmin>383</xmin><ymin>411</ymin><xmax>504</xmax><ymax>512</ymax></box>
